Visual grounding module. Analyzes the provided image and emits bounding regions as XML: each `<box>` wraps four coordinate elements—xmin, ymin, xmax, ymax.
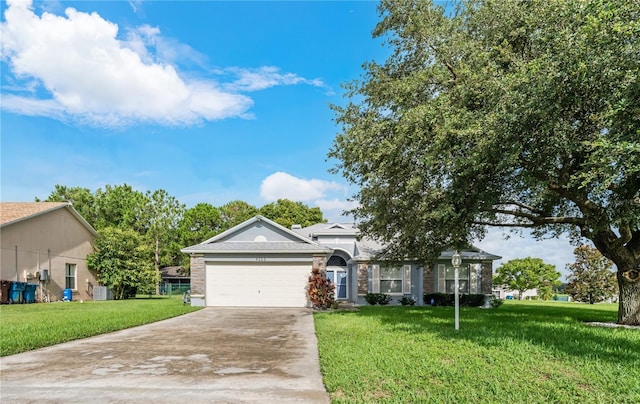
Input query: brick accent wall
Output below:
<box><xmin>357</xmin><ymin>263</ymin><xmax>369</xmax><ymax>295</ymax></box>
<box><xmin>481</xmin><ymin>261</ymin><xmax>493</xmax><ymax>294</ymax></box>
<box><xmin>190</xmin><ymin>254</ymin><xmax>205</xmax><ymax>295</ymax></box>
<box><xmin>312</xmin><ymin>254</ymin><xmax>327</xmax><ymax>275</ymax></box>
<box><xmin>423</xmin><ymin>263</ymin><xmax>435</xmax><ymax>294</ymax></box>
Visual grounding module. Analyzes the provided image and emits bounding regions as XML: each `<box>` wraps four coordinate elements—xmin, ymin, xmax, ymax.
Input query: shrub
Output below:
<box><xmin>400</xmin><ymin>296</ymin><xmax>417</xmax><ymax>306</ymax></box>
<box><xmin>424</xmin><ymin>293</ymin><xmax>488</xmax><ymax>307</ymax></box>
<box><xmin>424</xmin><ymin>293</ymin><xmax>454</xmax><ymax>306</ymax></box>
<box><xmin>364</xmin><ymin>293</ymin><xmax>392</xmax><ymax>305</ymax></box>
<box><xmin>308</xmin><ymin>268</ymin><xmax>335</xmax><ymax>310</ymax></box>
<box><xmin>491</xmin><ymin>297</ymin><xmax>504</xmax><ymax>308</ymax></box>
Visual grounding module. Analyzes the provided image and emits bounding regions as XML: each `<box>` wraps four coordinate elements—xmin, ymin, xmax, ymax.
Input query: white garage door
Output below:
<box><xmin>206</xmin><ymin>263</ymin><xmax>310</xmax><ymax>307</ymax></box>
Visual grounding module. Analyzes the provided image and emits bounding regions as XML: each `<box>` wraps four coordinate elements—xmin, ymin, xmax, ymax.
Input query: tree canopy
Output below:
<box><xmin>40</xmin><ymin>184</ymin><xmax>327</xmax><ymax>273</ymax></box>
<box><xmin>330</xmin><ymin>0</ymin><xmax>640</xmax><ymax>324</ymax></box>
<box><xmin>259</xmin><ymin>199</ymin><xmax>326</xmax><ymax>229</ymax></box>
<box><xmin>86</xmin><ymin>227</ymin><xmax>157</xmax><ymax>299</ymax></box>
<box><xmin>494</xmin><ymin>258</ymin><xmax>561</xmax><ymax>300</ymax></box>
<box><xmin>566</xmin><ymin>245</ymin><xmax>618</xmax><ymax>304</ymax></box>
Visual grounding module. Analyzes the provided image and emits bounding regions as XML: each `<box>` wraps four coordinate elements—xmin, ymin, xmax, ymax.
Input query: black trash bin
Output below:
<box><xmin>0</xmin><ymin>280</ymin><xmax>11</xmax><ymax>304</ymax></box>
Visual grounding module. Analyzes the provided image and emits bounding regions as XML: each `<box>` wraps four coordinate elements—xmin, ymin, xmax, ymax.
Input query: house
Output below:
<box><xmin>0</xmin><ymin>202</ymin><xmax>98</xmax><ymax>302</ymax></box>
<box><xmin>159</xmin><ymin>266</ymin><xmax>190</xmax><ymax>294</ymax></box>
<box><xmin>182</xmin><ymin>215</ymin><xmax>501</xmax><ymax>307</ymax></box>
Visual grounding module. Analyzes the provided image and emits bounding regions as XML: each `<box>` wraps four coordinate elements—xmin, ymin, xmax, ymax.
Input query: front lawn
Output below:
<box><xmin>0</xmin><ymin>296</ymin><xmax>201</xmax><ymax>356</ymax></box>
<box><xmin>314</xmin><ymin>301</ymin><xmax>640</xmax><ymax>403</ymax></box>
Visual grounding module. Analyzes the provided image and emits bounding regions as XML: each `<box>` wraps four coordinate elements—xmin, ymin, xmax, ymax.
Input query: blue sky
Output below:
<box><xmin>0</xmin><ymin>0</ymin><xmax>577</xmax><ymax>278</ymax></box>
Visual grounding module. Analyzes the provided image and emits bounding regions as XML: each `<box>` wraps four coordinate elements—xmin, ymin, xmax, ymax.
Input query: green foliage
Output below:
<box><xmin>92</xmin><ymin>184</ymin><xmax>147</xmax><ymax>231</ymax></box>
<box><xmin>364</xmin><ymin>293</ymin><xmax>393</xmax><ymax>305</ymax></box>
<box><xmin>424</xmin><ymin>293</ymin><xmax>487</xmax><ymax>307</ymax></box>
<box><xmin>491</xmin><ymin>297</ymin><xmax>504</xmax><ymax>308</ymax></box>
<box><xmin>259</xmin><ymin>199</ymin><xmax>326</xmax><ymax>229</ymax></box>
<box><xmin>39</xmin><ymin>185</ymin><xmax>96</xmax><ymax>224</ymax></box>
<box><xmin>142</xmin><ymin>189</ymin><xmax>186</xmax><ymax>272</ymax></box>
<box><xmin>308</xmin><ymin>268</ymin><xmax>335</xmax><ymax>310</ymax></box>
<box><xmin>179</xmin><ymin>203</ymin><xmax>222</xmax><ymax>246</ymax></box>
<box><xmin>494</xmin><ymin>258</ymin><xmax>561</xmax><ymax>300</ymax></box>
<box><xmin>566</xmin><ymin>245</ymin><xmax>618</xmax><ymax>304</ymax></box>
<box><xmin>87</xmin><ymin>227</ymin><xmax>158</xmax><ymax>300</ymax></box>
<box><xmin>400</xmin><ymin>296</ymin><xmax>416</xmax><ymax>306</ymax></box>
<box><xmin>329</xmin><ymin>0</ymin><xmax>640</xmax><ymax>324</ymax></box>
<box><xmin>219</xmin><ymin>200</ymin><xmax>258</xmax><ymax>231</ymax></box>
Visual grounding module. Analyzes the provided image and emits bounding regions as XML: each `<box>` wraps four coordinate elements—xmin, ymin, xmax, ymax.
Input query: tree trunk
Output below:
<box><xmin>617</xmin><ymin>267</ymin><xmax>640</xmax><ymax>325</ymax></box>
<box><xmin>155</xmin><ymin>238</ymin><xmax>160</xmax><ymax>295</ymax></box>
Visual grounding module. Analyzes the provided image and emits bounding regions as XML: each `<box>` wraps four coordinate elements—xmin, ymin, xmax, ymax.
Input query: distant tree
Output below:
<box><xmin>179</xmin><ymin>203</ymin><xmax>222</xmax><ymax>244</ymax></box>
<box><xmin>92</xmin><ymin>184</ymin><xmax>147</xmax><ymax>231</ymax></box>
<box><xmin>141</xmin><ymin>190</ymin><xmax>185</xmax><ymax>290</ymax></box>
<box><xmin>38</xmin><ymin>185</ymin><xmax>96</xmax><ymax>225</ymax></box>
<box><xmin>87</xmin><ymin>227</ymin><xmax>157</xmax><ymax>299</ymax></box>
<box><xmin>219</xmin><ymin>200</ymin><xmax>258</xmax><ymax>231</ymax></box>
<box><xmin>494</xmin><ymin>258</ymin><xmax>561</xmax><ymax>300</ymax></box>
<box><xmin>259</xmin><ymin>199</ymin><xmax>326</xmax><ymax>229</ymax></box>
<box><xmin>566</xmin><ymin>245</ymin><xmax>618</xmax><ymax>304</ymax></box>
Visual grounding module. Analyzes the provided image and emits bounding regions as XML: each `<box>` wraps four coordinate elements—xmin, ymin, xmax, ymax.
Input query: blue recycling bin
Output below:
<box><xmin>24</xmin><ymin>283</ymin><xmax>38</xmax><ymax>303</ymax></box>
<box><xmin>9</xmin><ymin>282</ymin><xmax>26</xmax><ymax>304</ymax></box>
<box><xmin>63</xmin><ymin>288</ymin><xmax>73</xmax><ymax>302</ymax></box>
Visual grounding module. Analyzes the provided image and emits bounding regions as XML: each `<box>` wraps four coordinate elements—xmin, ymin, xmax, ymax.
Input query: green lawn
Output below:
<box><xmin>314</xmin><ymin>301</ymin><xmax>640</xmax><ymax>403</ymax></box>
<box><xmin>0</xmin><ymin>296</ymin><xmax>201</xmax><ymax>356</ymax></box>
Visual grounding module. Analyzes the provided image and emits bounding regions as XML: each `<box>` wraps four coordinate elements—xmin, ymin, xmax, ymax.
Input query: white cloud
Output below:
<box><xmin>0</xmin><ymin>0</ymin><xmax>269</xmax><ymax>126</ymax></box>
<box><xmin>260</xmin><ymin>172</ymin><xmax>344</xmax><ymax>202</ymax></box>
<box><xmin>226</xmin><ymin>66</ymin><xmax>326</xmax><ymax>92</ymax></box>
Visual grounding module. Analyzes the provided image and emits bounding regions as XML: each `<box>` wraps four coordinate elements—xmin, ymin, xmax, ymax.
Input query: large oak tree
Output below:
<box><xmin>330</xmin><ymin>0</ymin><xmax>640</xmax><ymax>324</ymax></box>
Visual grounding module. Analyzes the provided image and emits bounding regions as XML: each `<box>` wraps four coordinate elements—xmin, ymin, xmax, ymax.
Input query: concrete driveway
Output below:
<box><xmin>0</xmin><ymin>308</ymin><xmax>329</xmax><ymax>403</ymax></box>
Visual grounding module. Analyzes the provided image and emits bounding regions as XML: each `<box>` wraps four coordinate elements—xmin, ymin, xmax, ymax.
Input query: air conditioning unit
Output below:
<box><xmin>93</xmin><ymin>286</ymin><xmax>113</xmax><ymax>301</ymax></box>
<box><xmin>39</xmin><ymin>269</ymin><xmax>49</xmax><ymax>281</ymax></box>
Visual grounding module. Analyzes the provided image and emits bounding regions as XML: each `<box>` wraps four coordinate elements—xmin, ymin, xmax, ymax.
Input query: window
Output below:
<box><xmin>369</xmin><ymin>264</ymin><xmax>411</xmax><ymax>294</ymax></box>
<box><xmin>327</xmin><ymin>256</ymin><xmax>347</xmax><ymax>266</ymax></box>
<box><xmin>445</xmin><ymin>265</ymin><xmax>469</xmax><ymax>294</ymax></box>
<box><xmin>65</xmin><ymin>263</ymin><xmax>76</xmax><ymax>290</ymax></box>
<box><xmin>437</xmin><ymin>263</ymin><xmax>482</xmax><ymax>294</ymax></box>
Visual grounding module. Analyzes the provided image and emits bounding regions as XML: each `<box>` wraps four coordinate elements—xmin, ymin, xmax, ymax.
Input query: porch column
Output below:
<box><xmin>189</xmin><ymin>254</ymin><xmax>205</xmax><ymax>306</ymax></box>
<box><xmin>357</xmin><ymin>262</ymin><xmax>368</xmax><ymax>295</ymax></box>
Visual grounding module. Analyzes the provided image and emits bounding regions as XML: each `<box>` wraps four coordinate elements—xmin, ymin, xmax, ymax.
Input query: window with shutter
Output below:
<box><xmin>437</xmin><ymin>264</ymin><xmax>446</xmax><ymax>293</ymax></box>
<box><xmin>402</xmin><ymin>264</ymin><xmax>411</xmax><ymax>294</ymax></box>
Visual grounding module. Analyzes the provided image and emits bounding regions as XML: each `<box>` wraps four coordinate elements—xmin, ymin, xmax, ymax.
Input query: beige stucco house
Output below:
<box><xmin>1</xmin><ymin>202</ymin><xmax>98</xmax><ymax>302</ymax></box>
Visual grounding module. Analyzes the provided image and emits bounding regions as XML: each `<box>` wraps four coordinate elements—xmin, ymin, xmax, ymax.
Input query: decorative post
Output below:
<box><xmin>452</xmin><ymin>251</ymin><xmax>462</xmax><ymax>330</ymax></box>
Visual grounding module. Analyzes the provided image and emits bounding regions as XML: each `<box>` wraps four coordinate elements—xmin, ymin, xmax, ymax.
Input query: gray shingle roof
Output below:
<box><xmin>181</xmin><ymin>241</ymin><xmax>332</xmax><ymax>254</ymax></box>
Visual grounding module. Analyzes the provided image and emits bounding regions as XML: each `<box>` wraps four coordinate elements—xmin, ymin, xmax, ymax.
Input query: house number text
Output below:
<box><xmin>255</xmin><ymin>257</ymin><xmax>267</xmax><ymax>262</ymax></box>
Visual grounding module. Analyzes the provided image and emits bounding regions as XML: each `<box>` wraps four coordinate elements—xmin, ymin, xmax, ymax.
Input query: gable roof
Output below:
<box><xmin>181</xmin><ymin>215</ymin><xmax>333</xmax><ymax>254</ymax></box>
<box><xmin>0</xmin><ymin>202</ymin><xmax>98</xmax><ymax>236</ymax></box>
<box><xmin>292</xmin><ymin>222</ymin><xmax>359</xmax><ymax>238</ymax></box>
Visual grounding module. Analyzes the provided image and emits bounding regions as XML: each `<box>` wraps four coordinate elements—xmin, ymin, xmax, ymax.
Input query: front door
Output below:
<box><xmin>327</xmin><ymin>268</ymin><xmax>347</xmax><ymax>300</ymax></box>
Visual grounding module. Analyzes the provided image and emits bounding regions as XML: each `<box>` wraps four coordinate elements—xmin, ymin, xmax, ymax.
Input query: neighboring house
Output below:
<box><xmin>0</xmin><ymin>202</ymin><xmax>98</xmax><ymax>302</ymax></box>
<box><xmin>160</xmin><ymin>266</ymin><xmax>190</xmax><ymax>293</ymax></box>
<box><xmin>493</xmin><ymin>287</ymin><xmax>538</xmax><ymax>300</ymax></box>
<box><xmin>182</xmin><ymin>215</ymin><xmax>501</xmax><ymax>307</ymax></box>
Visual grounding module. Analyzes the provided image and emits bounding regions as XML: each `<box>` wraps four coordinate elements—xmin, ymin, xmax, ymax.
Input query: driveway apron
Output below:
<box><xmin>0</xmin><ymin>308</ymin><xmax>329</xmax><ymax>403</ymax></box>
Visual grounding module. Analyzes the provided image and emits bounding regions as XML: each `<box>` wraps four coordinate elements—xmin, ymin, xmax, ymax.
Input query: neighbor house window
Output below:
<box><xmin>445</xmin><ymin>265</ymin><xmax>470</xmax><ymax>294</ymax></box>
<box><xmin>65</xmin><ymin>263</ymin><xmax>76</xmax><ymax>290</ymax></box>
<box><xmin>437</xmin><ymin>263</ymin><xmax>482</xmax><ymax>294</ymax></box>
<box><xmin>369</xmin><ymin>264</ymin><xmax>412</xmax><ymax>294</ymax></box>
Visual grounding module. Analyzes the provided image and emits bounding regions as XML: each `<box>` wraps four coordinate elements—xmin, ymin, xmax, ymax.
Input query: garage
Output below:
<box><xmin>182</xmin><ymin>215</ymin><xmax>333</xmax><ymax>308</ymax></box>
<box><xmin>206</xmin><ymin>263</ymin><xmax>312</xmax><ymax>307</ymax></box>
